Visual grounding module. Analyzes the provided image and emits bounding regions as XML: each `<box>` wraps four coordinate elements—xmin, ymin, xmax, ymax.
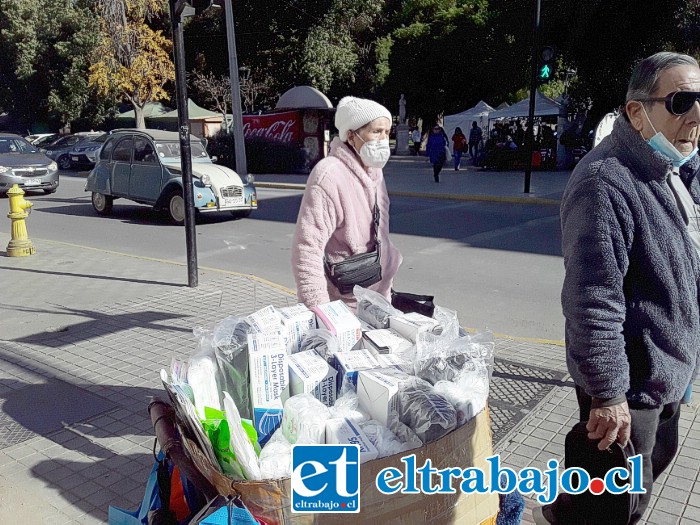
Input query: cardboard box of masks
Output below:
<box><xmin>181</xmin><ymin>406</ymin><xmax>499</xmax><ymax>525</ymax></box>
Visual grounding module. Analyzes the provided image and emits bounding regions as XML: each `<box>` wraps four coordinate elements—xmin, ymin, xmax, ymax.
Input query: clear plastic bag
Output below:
<box><xmin>434</xmin><ymin>373</ymin><xmax>488</xmax><ymax>426</ymax></box>
<box><xmin>415</xmin><ymin>330</ymin><xmax>495</xmax><ymax>385</ymax></box>
<box><xmin>281</xmin><ymin>393</ymin><xmax>331</xmax><ymax>444</ymax></box>
<box><xmin>432</xmin><ymin>306</ymin><xmax>460</xmax><ymax>339</ymax></box>
<box><xmin>358</xmin><ymin>419</ymin><xmax>421</xmax><ymax>458</ymax></box>
<box><xmin>354</xmin><ymin>285</ymin><xmax>403</xmax><ymax>329</ymax></box>
<box><xmin>329</xmin><ymin>388</ymin><xmax>369</xmax><ymax>423</ymax></box>
<box><xmin>212</xmin><ymin>316</ymin><xmax>252</xmax><ymax>420</ymax></box>
<box><xmin>397</xmin><ymin>377</ymin><xmax>457</xmax><ymax>443</ymax></box>
<box><xmin>298</xmin><ymin>328</ymin><xmax>339</xmax><ymax>364</ymax></box>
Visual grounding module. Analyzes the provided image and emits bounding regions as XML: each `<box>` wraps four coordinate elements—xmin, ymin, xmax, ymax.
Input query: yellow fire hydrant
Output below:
<box><xmin>6</xmin><ymin>184</ymin><xmax>35</xmax><ymax>257</ymax></box>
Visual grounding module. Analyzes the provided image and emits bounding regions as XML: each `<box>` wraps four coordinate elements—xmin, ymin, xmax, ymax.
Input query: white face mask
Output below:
<box><xmin>352</xmin><ymin>134</ymin><xmax>391</xmax><ymax>168</ymax></box>
<box><xmin>641</xmin><ymin>105</ymin><xmax>698</xmax><ymax>168</ymax></box>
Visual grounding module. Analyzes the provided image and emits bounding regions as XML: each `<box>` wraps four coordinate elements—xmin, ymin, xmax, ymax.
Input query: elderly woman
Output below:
<box><xmin>292</xmin><ymin>96</ymin><xmax>403</xmax><ymax>309</ymax></box>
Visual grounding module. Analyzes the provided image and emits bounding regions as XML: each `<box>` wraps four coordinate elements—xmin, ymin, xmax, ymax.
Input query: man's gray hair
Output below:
<box><xmin>626</xmin><ymin>52</ymin><xmax>699</xmax><ymax>103</ymax></box>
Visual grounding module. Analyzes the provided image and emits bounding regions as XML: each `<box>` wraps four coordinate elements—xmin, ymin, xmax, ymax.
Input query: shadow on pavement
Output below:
<box><xmin>8</xmin><ymin>307</ymin><xmax>190</xmax><ymax>346</ymax></box>
<box><xmin>0</xmin><ymin>265</ymin><xmax>186</xmax><ymax>288</ymax></box>
<box><xmin>35</xmin><ymin>201</ymin><xmax>255</xmax><ymax>227</ymax></box>
<box><xmin>0</xmin><ymin>375</ymin><xmax>161</xmax><ymax>522</ymax></box>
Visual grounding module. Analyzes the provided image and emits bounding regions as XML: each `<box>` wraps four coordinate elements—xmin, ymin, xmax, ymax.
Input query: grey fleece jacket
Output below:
<box><xmin>561</xmin><ymin>116</ymin><xmax>700</xmax><ymax>407</ymax></box>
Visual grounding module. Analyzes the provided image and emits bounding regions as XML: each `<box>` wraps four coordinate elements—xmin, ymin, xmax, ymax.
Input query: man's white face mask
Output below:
<box><xmin>641</xmin><ymin>104</ymin><xmax>698</xmax><ymax>168</ymax></box>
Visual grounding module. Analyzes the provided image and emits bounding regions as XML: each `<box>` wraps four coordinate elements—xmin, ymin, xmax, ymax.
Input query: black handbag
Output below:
<box><xmin>564</xmin><ymin>421</ymin><xmax>640</xmax><ymax>525</ymax></box>
<box><xmin>391</xmin><ymin>290</ymin><xmax>435</xmax><ymax>317</ymax></box>
<box><xmin>324</xmin><ymin>190</ymin><xmax>382</xmax><ymax>295</ymax></box>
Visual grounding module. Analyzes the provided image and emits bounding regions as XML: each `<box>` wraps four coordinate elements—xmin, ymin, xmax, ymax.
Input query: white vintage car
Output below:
<box><xmin>85</xmin><ymin>129</ymin><xmax>256</xmax><ymax>224</ymax></box>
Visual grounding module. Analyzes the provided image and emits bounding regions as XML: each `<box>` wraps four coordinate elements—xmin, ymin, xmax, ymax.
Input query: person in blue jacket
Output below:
<box><xmin>426</xmin><ymin>125</ymin><xmax>449</xmax><ymax>182</ymax></box>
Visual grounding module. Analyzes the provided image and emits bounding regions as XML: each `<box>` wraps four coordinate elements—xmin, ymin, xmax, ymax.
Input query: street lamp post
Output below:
<box><xmin>169</xmin><ymin>0</ymin><xmax>198</xmax><ymax>287</ymax></box>
<box><xmin>223</xmin><ymin>0</ymin><xmax>248</xmax><ymax>177</ymax></box>
<box><xmin>524</xmin><ymin>0</ymin><xmax>541</xmax><ymax>194</ymax></box>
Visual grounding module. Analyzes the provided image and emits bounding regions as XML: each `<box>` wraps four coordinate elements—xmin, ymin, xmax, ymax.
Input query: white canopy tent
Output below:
<box><xmin>443</xmin><ymin>100</ymin><xmax>494</xmax><ymax>140</ymax></box>
<box><xmin>488</xmin><ymin>90</ymin><xmax>560</xmax><ymax>120</ymax></box>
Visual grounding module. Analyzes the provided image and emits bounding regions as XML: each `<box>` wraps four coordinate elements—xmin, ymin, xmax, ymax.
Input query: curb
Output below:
<box><xmin>255</xmin><ymin>182</ymin><xmax>561</xmax><ymax>205</ymax></box>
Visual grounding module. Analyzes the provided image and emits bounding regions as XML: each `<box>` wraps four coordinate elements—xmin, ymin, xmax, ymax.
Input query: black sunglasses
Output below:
<box><xmin>638</xmin><ymin>91</ymin><xmax>700</xmax><ymax>116</ymax></box>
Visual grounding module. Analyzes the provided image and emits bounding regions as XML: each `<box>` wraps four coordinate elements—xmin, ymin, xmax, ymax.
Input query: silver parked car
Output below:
<box><xmin>69</xmin><ymin>133</ymin><xmax>108</xmax><ymax>169</ymax></box>
<box><xmin>0</xmin><ymin>134</ymin><xmax>59</xmax><ymax>195</ymax></box>
<box><xmin>85</xmin><ymin>129</ymin><xmax>257</xmax><ymax>224</ymax></box>
<box><xmin>42</xmin><ymin>132</ymin><xmax>102</xmax><ymax>170</ymax></box>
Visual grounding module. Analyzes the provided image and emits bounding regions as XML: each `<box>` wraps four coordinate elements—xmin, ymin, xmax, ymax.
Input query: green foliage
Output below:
<box><xmin>0</xmin><ymin>0</ymin><xmax>107</xmax><ymax>130</ymax></box>
<box><xmin>300</xmin><ymin>0</ymin><xmax>386</xmax><ymax>96</ymax></box>
<box><xmin>90</xmin><ymin>0</ymin><xmax>174</xmax><ymax>129</ymax></box>
<box><xmin>383</xmin><ymin>0</ymin><xmax>527</xmax><ymax>123</ymax></box>
<box><xmin>303</xmin><ymin>25</ymin><xmax>358</xmax><ymax>93</ymax></box>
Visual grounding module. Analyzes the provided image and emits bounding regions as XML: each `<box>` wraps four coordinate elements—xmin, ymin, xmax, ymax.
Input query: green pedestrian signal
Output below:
<box><xmin>538</xmin><ymin>46</ymin><xmax>556</xmax><ymax>84</ymax></box>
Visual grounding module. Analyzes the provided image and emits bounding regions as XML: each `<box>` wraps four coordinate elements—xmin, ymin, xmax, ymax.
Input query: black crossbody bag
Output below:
<box><xmin>324</xmin><ymin>190</ymin><xmax>382</xmax><ymax>295</ymax></box>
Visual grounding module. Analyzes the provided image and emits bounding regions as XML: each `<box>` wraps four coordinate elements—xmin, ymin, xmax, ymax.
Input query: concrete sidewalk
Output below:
<box><xmin>254</xmin><ymin>155</ymin><xmax>569</xmax><ymax>205</ymax></box>
<box><xmin>0</xmin><ymin>234</ymin><xmax>698</xmax><ymax>524</ymax></box>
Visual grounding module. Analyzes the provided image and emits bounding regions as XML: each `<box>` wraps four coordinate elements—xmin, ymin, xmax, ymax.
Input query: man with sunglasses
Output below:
<box><xmin>535</xmin><ymin>52</ymin><xmax>700</xmax><ymax>524</ymax></box>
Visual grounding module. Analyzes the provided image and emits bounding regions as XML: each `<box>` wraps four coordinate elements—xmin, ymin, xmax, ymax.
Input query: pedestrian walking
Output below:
<box><xmin>534</xmin><ymin>51</ymin><xmax>700</xmax><ymax>525</ymax></box>
<box><xmin>468</xmin><ymin>121</ymin><xmax>483</xmax><ymax>162</ymax></box>
<box><xmin>412</xmin><ymin>127</ymin><xmax>422</xmax><ymax>155</ymax></box>
<box><xmin>451</xmin><ymin>127</ymin><xmax>467</xmax><ymax>170</ymax></box>
<box><xmin>291</xmin><ymin>96</ymin><xmax>403</xmax><ymax>310</ymax></box>
<box><xmin>426</xmin><ymin>125</ymin><xmax>449</xmax><ymax>182</ymax></box>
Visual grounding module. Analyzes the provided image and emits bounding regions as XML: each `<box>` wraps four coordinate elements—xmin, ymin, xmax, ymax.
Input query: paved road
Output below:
<box><xmin>18</xmin><ymin>168</ymin><xmax>565</xmax><ymax>340</ymax></box>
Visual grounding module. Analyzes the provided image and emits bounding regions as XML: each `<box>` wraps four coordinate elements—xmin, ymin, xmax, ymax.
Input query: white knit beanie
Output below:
<box><xmin>335</xmin><ymin>96</ymin><xmax>392</xmax><ymax>142</ymax></box>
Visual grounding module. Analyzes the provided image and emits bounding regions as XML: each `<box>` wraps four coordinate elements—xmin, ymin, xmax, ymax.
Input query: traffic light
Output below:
<box><xmin>537</xmin><ymin>46</ymin><xmax>556</xmax><ymax>84</ymax></box>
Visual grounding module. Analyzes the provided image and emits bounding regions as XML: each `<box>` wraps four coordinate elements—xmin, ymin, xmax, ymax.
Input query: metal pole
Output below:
<box><xmin>170</xmin><ymin>0</ymin><xmax>198</xmax><ymax>287</ymax></box>
<box><xmin>524</xmin><ymin>0</ymin><xmax>541</xmax><ymax>194</ymax></box>
<box><xmin>224</xmin><ymin>0</ymin><xmax>248</xmax><ymax>176</ymax></box>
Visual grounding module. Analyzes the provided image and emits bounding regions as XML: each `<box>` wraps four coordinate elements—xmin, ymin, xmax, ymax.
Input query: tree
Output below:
<box><xmin>189</xmin><ymin>70</ymin><xmax>231</xmax><ymax>119</ymax></box>
<box><xmin>300</xmin><ymin>0</ymin><xmax>385</xmax><ymax>95</ymax></box>
<box><xmin>542</xmin><ymin>0</ymin><xmax>700</xmax><ymax>125</ymax></box>
<box><xmin>181</xmin><ymin>0</ymin><xmax>334</xmax><ymax>111</ymax></box>
<box><xmin>0</xmin><ymin>0</ymin><xmax>105</xmax><ymax>131</ymax></box>
<box><xmin>89</xmin><ymin>0</ymin><xmax>174</xmax><ymax>129</ymax></box>
<box><xmin>381</xmin><ymin>0</ymin><xmax>520</xmax><ymax>124</ymax></box>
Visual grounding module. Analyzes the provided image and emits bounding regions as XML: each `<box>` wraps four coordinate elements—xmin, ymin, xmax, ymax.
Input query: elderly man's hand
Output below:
<box><xmin>586</xmin><ymin>401</ymin><xmax>631</xmax><ymax>451</ymax></box>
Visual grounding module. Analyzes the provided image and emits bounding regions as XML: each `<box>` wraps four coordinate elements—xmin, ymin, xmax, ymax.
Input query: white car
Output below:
<box><xmin>84</xmin><ymin>129</ymin><xmax>257</xmax><ymax>224</ymax></box>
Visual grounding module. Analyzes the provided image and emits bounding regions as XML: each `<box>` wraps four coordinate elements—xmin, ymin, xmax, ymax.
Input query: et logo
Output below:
<box><xmin>291</xmin><ymin>444</ymin><xmax>360</xmax><ymax>513</ymax></box>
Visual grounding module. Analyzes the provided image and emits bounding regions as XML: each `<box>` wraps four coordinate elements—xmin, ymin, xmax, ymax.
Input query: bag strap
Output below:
<box><xmin>372</xmin><ymin>188</ymin><xmax>380</xmax><ymax>246</ymax></box>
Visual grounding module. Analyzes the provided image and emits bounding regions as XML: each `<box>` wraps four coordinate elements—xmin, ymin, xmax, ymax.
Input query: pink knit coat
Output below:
<box><xmin>292</xmin><ymin>138</ymin><xmax>403</xmax><ymax>309</ymax></box>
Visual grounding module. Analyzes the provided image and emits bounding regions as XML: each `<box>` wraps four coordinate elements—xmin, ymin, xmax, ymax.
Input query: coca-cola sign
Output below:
<box><xmin>242</xmin><ymin>111</ymin><xmax>301</xmax><ymax>143</ymax></box>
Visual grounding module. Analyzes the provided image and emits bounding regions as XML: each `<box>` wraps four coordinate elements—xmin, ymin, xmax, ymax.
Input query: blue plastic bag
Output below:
<box><xmin>108</xmin><ymin>456</ymin><xmax>163</xmax><ymax>525</ymax></box>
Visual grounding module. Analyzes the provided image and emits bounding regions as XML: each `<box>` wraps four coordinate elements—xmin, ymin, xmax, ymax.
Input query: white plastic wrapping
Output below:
<box><xmin>259</xmin><ymin>428</ymin><xmax>292</xmax><ymax>479</ymax></box>
<box><xmin>281</xmin><ymin>393</ymin><xmax>332</xmax><ymax>444</ymax></box>
<box><xmin>188</xmin><ymin>327</ymin><xmax>222</xmax><ymax>418</ymax></box>
<box><xmin>434</xmin><ymin>374</ymin><xmax>488</xmax><ymax>426</ymax></box>
<box><xmin>329</xmin><ymin>389</ymin><xmax>369</xmax><ymax>423</ymax></box>
<box><xmin>222</xmin><ymin>391</ymin><xmax>262</xmax><ymax>481</ymax></box>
